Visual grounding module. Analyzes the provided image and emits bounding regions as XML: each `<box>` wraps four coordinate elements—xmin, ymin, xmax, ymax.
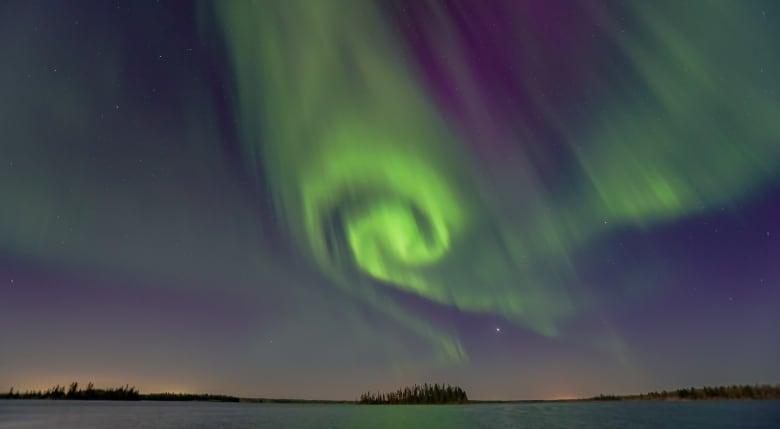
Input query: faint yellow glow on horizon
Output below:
<box><xmin>1</xmin><ymin>372</ymin><xmax>202</xmax><ymax>395</ymax></box>
<box><xmin>546</xmin><ymin>394</ymin><xmax>579</xmax><ymax>401</ymax></box>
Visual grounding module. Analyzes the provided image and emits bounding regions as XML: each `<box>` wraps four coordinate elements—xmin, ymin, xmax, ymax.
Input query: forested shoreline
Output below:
<box><xmin>3</xmin><ymin>382</ymin><xmax>778</xmax><ymax>403</ymax></box>
<box><xmin>591</xmin><ymin>384</ymin><xmax>780</xmax><ymax>401</ymax></box>
<box><xmin>2</xmin><ymin>382</ymin><xmax>238</xmax><ymax>402</ymax></box>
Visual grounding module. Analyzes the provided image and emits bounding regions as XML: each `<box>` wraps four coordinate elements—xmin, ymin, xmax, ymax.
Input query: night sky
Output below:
<box><xmin>1</xmin><ymin>0</ymin><xmax>779</xmax><ymax>400</ymax></box>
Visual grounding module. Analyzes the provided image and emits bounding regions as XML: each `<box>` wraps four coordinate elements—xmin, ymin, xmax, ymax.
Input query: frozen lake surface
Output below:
<box><xmin>1</xmin><ymin>399</ymin><xmax>779</xmax><ymax>428</ymax></box>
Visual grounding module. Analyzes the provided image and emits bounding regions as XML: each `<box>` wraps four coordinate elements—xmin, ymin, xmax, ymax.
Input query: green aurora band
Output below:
<box><xmin>575</xmin><ymin>2</ymin><xmax>780</xmax><ymax>225</ymax></box>
<box><xmin>215</xmin><ymin>0</ymin><xmax>478</xmax><ymax>360</ymax></box>
<box><xmin>214</xmin><ymin>0</ymin><xmax>780</xmax><ymax>361</ymax></box>
<box><xmin>214</xmin><ymin>0</ymin><xmax>575</xmax><ymax>360</ymax></box>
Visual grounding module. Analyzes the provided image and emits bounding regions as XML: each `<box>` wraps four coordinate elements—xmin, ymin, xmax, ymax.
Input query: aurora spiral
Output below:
<box><xmin>1</xmin><ymin>0</ymin><xmax>779</xmax><ymax>399</ymax></box>
<box><xmin>213</xmin><ymin>0</ymin><xmax>780</xmax><ymax>361</ymax></box>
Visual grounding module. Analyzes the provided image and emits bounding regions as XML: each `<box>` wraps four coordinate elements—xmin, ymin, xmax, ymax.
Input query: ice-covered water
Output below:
<box><xmin>1</xmin><ymin>399</ymin><xmax>778</xmax><ymax>428</ymax></box>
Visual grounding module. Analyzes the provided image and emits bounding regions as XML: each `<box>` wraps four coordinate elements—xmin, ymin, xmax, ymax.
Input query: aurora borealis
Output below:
<box><xmin>1</xmin><ymin>0</ymin><xmax>779</xmax><ymax>400</ymax></box>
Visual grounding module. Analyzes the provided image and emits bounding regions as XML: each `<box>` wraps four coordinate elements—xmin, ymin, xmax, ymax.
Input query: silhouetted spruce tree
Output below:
<box><xmin>66</xmin><ymin>382</ymin><xmax>79</xmax><ymax>399</ymax></box>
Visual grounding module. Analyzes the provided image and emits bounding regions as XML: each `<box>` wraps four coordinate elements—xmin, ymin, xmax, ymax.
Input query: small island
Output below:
<box><xmin>358</xmin><ymin>383</ymin><xmax>468</xmax><ymax>404</ymax></box>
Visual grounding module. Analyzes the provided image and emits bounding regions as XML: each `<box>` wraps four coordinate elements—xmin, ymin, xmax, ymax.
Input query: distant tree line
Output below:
<box><xmin>143</xmin><ymin>392</ymin><xmax>239</xmax><ymax>402</ymax></box>
<box><xmin>358</xmin><ymin>383</ymin><xmax>468</xmax><ymax>404</ymax></box>
<box><xmin>592</xmin><ymin>384</ymin><xmax>780</xmax><ymax>401</ymax></box>
<box><xmin>3</xmin><ymin>382</ymin><xmax>140</xmax><ymax>400</ymax></box>
<box><xmin>1</xmin><ymin>382</ymin><xmax>238</xmax><ymax>402</ymax></box>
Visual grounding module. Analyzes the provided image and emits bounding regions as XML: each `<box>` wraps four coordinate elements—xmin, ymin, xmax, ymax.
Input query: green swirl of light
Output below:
<box><xmin>211</xmin><ymin>0</ymin><xmax>585</xmax><ymax>356</ymax></box>
<box><xmin>300</xmin><ymin>137</ymin><xmax>465</xmax><ymax>296</ymax></box>
<box><xmin>213</xmin><ymin>0</ymin><xmax>475</xmax><ymax>361</ymax></box>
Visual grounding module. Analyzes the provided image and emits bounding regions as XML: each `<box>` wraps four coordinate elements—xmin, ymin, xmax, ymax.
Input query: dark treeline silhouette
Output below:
<box><xmin>358</xmin><ymin>383</ymin><xmax>468</xmax><ymax>404</ymax></box>
<box><xmin>1</xmin><ymin>382</ymin><xmax>238</xmax><ymax>402</ymax></box>
<box><xmin>4</xmin><ymin>382</ymin><xmax>140</xmax><ymax>400</ymax></box>
<box><xmin>592</xmin><ymin>384</ymin><xmax>780</xmax><ymax>401</ymax></box>
<box><xmin>143</xmin><ymin>392</ymin><xmax>239</xmax><ymax>402</ymax></box>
